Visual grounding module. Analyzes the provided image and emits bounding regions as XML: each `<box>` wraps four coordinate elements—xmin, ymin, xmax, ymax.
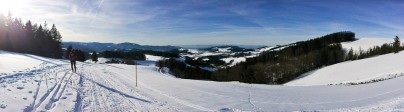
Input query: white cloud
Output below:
<box><xmin>2</xmin><ymin>0</ymin><xmax>163</xmax><ymax>43</ymax></box>
<box><xmin>2</xmin><ymin>0</ymin><xmax>401</xmax><ymax>46</ymax></box>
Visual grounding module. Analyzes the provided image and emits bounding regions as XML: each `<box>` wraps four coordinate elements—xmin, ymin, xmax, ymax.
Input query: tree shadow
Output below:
<box><xmin>83</xmin><ymin>75</ymin><xmax>151</xmax><ymax>103</ymax></box>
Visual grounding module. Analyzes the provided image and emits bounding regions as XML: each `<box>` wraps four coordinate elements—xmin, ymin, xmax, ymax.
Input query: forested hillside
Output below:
<box><xmin>158</xmin><ymin>31</ymin><xmax>358</xmax><ymax>84</ymax></box>
<box><xmin>0</xmin><ymin>13</ymin><xmax>63</xmax><ymax>59</ymax></box>
<box><xmin>212</xmin><ymin>31</ymin><xmax>356</xmax><ymax>84</ymax></box>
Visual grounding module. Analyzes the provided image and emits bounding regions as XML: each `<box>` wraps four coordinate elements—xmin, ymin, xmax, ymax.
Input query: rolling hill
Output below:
<box><xmin>62</xmin><ymin>42</ymin><xmax>180</xmax><ymax>52</ymax></box>
<box><xmin>2</xmin><ymin>37</ymin><xmax>404</xmax><ymax>111</ymax></box>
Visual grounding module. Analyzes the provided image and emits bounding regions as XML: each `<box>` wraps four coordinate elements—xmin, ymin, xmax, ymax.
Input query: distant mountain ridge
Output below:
<box><xmin>180</xmin><ymin>45</ymin><xmax>264</xmax><ymax>49</ymax></box>
<box><xmin>201</xmin><ymin>45</ymin><xmax>254</xmax><ymax>53</ymax></box>
<box><xmin>62</xmin><ymin>42</ymin><xmax>180</xmax><ymax>52</ymax></box>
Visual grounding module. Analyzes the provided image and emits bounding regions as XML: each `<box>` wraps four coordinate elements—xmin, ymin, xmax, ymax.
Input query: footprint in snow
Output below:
<box><xmin>17</xmin><ymin>87</ymin><xmax>24</xmax><ymax>89</ymax></box>
<box><xmin>218</xmin><ymin>108</ymin><xmax>240</xmax><ymax>112</ymax></box>
<box><xmin>61</xmin><ymin>97</ymin><xmax>67</xmax><ymax>99</ymax></box>
<box><xmin>0</xmin><ymin>104</ymin><xmax>7</xmax><ymax>109</ymax></box>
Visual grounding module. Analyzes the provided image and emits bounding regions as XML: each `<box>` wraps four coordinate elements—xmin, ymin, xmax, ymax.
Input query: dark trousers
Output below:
<box><xmin>70</xmin><ymin>60</ymin><xmax>77</xmax><ymax>72</ymax></box>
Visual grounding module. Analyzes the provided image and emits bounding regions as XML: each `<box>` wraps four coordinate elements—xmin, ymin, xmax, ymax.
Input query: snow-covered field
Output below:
<box><xmin>285</xmin><ymin>38</ymin><xmax>400</xmax><ymax>86</ymax></box>
<box><xmin>285</xmin><ymin>51</ymin><xmax>404</xmax><ymax>86</ymax></box>
<box><xmin>221</xmin><ymin>57</ymin><xmax>246</xmax><ymax>67</ymax></box>
<box><xmin>2</xmin><ymin>37</ymin><xmax>404</xmax><ymax>111</ymax></box>
<box><xmin>136</xmin><ymin>55</ymin><xmax>166</xmax><ymax>66</ymax></box>
<box><xmin>341</xmin><ymin>38</ymin><xmax>393</xmax><ymax>52</ymax></box>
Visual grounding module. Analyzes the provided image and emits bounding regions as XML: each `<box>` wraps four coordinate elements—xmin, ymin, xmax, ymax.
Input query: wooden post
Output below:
<box><xmin>136</xmin><ymin>61</ymin><xmax>138</xmax><ymax>87</ymax></box>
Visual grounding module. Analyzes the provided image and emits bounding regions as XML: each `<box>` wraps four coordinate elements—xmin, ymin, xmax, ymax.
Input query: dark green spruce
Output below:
<box><xmin>0</xmin><ymin>12</ymin><xmax>62</xmax><ymax>59</ymax></box>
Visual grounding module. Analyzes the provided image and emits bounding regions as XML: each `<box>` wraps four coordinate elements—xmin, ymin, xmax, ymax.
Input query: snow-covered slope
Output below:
<box><xmin>285</xmin><ymin>38</ymin><xmax>400</xmax><ymax>86</ymax></box>
<box><xmin>2</xmin><ymin>50</ymin><xmax>404</xmax><ymax>111</ymax></box>
<box><xmin>136</xmin><ymin>55</ymin><xmax>166</xmax><ymax>66</ymax></box>
<box><xmin>285</xmin><ymin>51</ymin><xmax>404</xmax><ymax>86</ymax></box>
<box><xmin>341</xmin><ymin>38</ymin><xmax>393</xmax><ymax>52</ymax></box>
<box><xmin>0</xmin><ymin>51</ymin><xmax>65</xmax><ymax>74</ymax></box>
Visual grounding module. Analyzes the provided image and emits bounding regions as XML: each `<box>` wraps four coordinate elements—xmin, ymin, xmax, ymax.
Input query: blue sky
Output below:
<box><xmin>1</xmin><ymin>0</ymin><xmax>403</xmax><ymax>46</ymax></box>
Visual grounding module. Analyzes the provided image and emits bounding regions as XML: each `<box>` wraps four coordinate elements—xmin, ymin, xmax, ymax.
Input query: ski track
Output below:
<box><xmin>44</xmin><ymin>70</ymin><xmax>69</xmax><ymax>110</ymax></box>
<box><xmin>103</xmin><ymin>67</ymin><xmax>174</xmax><ymax>111</ymax></box>
<box><xmin>2</xmin><ymin>54</ymin><xmax>404</xmax><ymax>111</ymax></box>
<box><xmin>33</xmin><ymin>69</ymin><xmax>66</xmax><ymax>111</ymax></box>
<box><xmin>74</xmin><ymin>64</ymin><xmax>157</xmax><ymax>112</ymax></box>
<box><xmin>100</xmin><ymin>73</ymin><xmax>136</xmax><ymax>111</ymax></box>
<box><xmin>248</xmin><ymin>84</ymin><xmax>259</xmax><ymax>111</ymax></box>
<box><xmin>74</xmin><ymin>71</ymin><xmax>84</xmax><ymax>112</ymax></box>
<box><xmin>87</xmin><ymin>68</ymin><xmax>112</xmax><ymax>112</ymax></box>
<box><xmin>137</xmin><ymin>80</ymin><xmax>211</xmax><ymax>111</ymax></box>
<box><xmin>4</xmin><ymin>61</ymin><xmax>181</xmax><ymax>111</ymax></box>
<box><xmin>19</xmin><ymin>63</ymin><xmax>70</xmax><ymax>112</ymax></box>
<box><xmin>23</xmin><ymin>71</ymin><xmax>45</xmax><ymax>112</ymax></box>
<box><xmin>8</xmin><ymin>63</ymin><xmax>404</xmax><ymax>112</ymax></box>
<box><xmin>97</xmin><ymin>69</ymin><xmax>138</xmax><ymax>111</ymax></box>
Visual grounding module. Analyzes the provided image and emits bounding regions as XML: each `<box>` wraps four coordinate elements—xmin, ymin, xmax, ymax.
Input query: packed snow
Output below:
<box><xmin>2</xmin><ymin>50</ymin><xmax>404</xmax><ymax>111</ymax></box>
<box><xmin>341</xmin><ymin>38</ymin><xmax>393</xmax><ymax>52</ymax></box>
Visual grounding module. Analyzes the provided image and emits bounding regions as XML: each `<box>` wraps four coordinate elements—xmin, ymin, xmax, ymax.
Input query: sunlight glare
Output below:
<box><xmin>0</xmin><ymin>0</ymin><xmax>25</xmax><ymax>15</ymax></box>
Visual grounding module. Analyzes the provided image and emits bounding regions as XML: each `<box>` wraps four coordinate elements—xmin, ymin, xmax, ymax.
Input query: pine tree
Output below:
<box><xmin>394</xmin><ymin>36</ymin><xmax>400</xmax><ymax>53</ymax></box>
<box><xmin>0</xmin><ymin>13</ymin><xmax>62</xmax><ymax>58</ymax></box>
<box><xmin>24</xmin><ymin>20</ymin><xmax>35</xmax><ymax>53</ymax></box>
<box><xmin>91</xmin><ymin>51</ymin><xmax>98</xmax><ymax>63</ymax></box>
<box><xmin>75</xmin><ymin>50</ymin><xmax>87</xmax><ymax>62</ymax></box>
<box><xmin>346</xmin><ymin>48</ymin><xmax>354</xmax><ymax>61</ymax></box>
<box><xmin>49</xmin><ymin>24</ymin><xmax>62</xmax><ymax>58</ymax></box>
<box><xmin>0</xmin><ymin>13</ymin><xmax>6</xmax><ymax>50</ymax></box>
<box><xmin>50</xmin><ymin>24</ymin><xmax>62</xmax><ymax>41</ymax></box>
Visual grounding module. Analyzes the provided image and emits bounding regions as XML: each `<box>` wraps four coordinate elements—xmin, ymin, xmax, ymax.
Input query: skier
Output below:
<box><xmin>69</xmin><ymin>50</ymin><xmax>77</xmax><ymax>72</ymax></box>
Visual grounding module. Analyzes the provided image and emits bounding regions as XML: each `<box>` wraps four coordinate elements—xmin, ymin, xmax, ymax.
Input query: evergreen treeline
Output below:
<box><xmin>156</xmin><ymin>58</ymin><xmax>212</xmax><ymax>79</ymax></box>
<box><xmin>346</xmin><ymin>36</ymin><xmax>403</xmax><ymax>60</ymax></box>
<box><xmin>213</xmin><ymin>44</ymin><xmax>347</xmax><ymax>84</ymax></box>
<box><xmin>92</xmin><ymin>51</ymin><xmax>98</xmax><ymax>63</ymax></box>
<box><xmin>66</xmin><ymin>45</ymin><xmax>87</xmax><ymax>62</ymax></box>
<box><xmin>155</xmin><ymin>32</ymin><xmax>402</xmax><ymax>84</ymax></box>
<box><xmin>102</xmin><ymin>50</ymin><xmax>146</xmax><ymax>60</ymax></box>
<box><xmin>0</xmin><ymin>13</ymin><xmax>63</xmax><ymax>58</ymax></box>
<box><xmin>202</xmin><ymin>46</ymin><xmax>254</xmax><ymax>52</ymax></box>
<box><xmin>75</xmin><ymin>49</ymin><xmax>87</xmax><ymax>62</ymax></box>
<box><xmin>212</xmin><ymin>31</ymin><xmax>355</xmax><ymax>84</ymax></box>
